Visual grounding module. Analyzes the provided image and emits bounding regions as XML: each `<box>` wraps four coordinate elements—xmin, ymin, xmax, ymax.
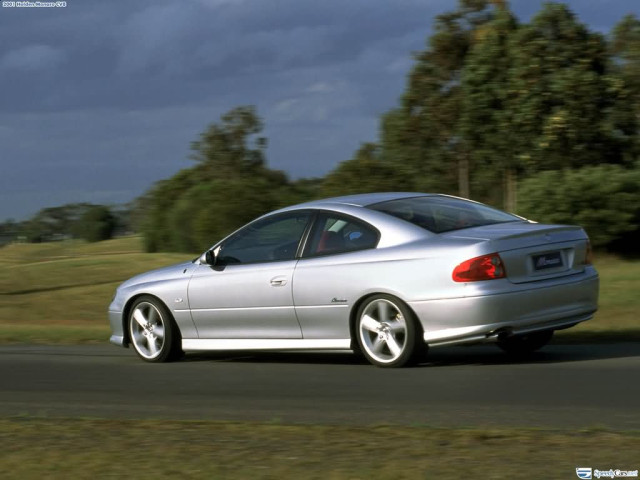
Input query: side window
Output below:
<box><xmin>306</xmin><ymin>213</ymin><xmax>379</xmax><ymax>257</ymax></box>
<box><xmin>219</xmin><ymin>212</ymin><xmax>310</xmax><ymax>265</ymax></box>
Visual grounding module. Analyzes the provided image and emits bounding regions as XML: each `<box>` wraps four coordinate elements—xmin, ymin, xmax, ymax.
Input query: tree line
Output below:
<box><xmin>4</xmin><ymin>1</ymin><xmax>639</xmax><ymax>253</ymax></box>
<box><xmin>0</xmin><ymin>203</ymin><xmax>127</xmax><ymax>246</ymax></box>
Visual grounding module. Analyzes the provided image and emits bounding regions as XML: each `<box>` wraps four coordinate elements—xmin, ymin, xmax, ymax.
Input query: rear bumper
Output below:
<box><xmin>409</xmin><ymin>270</ymin><xmax>599</xmax><ymax>347</ymax></box>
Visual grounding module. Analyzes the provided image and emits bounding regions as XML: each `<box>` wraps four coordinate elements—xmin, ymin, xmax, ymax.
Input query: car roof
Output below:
<box><xmin>262</xmin><ymin>192</ymin><xmax>437</xmax><ymax>248</ymax></box>
<box><xmin>294</xmin><ymin>192</ymin><xmax>436</xmax><ymax>208</ymax></box>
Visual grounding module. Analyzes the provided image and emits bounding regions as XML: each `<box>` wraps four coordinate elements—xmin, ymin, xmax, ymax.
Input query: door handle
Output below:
<box><xmin>270</xmin><ymin>276</ymin><xmax>287</xmax><ymax>287</ymax></box>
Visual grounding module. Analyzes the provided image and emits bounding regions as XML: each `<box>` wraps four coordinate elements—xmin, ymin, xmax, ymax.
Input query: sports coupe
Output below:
<box><xmin>109</xmin><ymin>193</ymin><xmax>599</xmax><ymax>367</ymax></box>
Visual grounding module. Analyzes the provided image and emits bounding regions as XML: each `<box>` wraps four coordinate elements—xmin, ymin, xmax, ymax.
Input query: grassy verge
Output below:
<box><xmin>0</xmin><ymin>325</ymin><xmax>109</xmax><ymax>344</ymax></box>
<box><xmin>0</xmin><ymin>237</ymin><xmax>638</xmax><ymax>344</ymax></box>
<box><xmin>1</xmin><ymin>417</ymin><xmax>638</xmax><ymax>479</ymax></box>
<box><xmin>0</xmin><ymin>237</ymin><xmax>188</xmax><ymax>344</ymax></box>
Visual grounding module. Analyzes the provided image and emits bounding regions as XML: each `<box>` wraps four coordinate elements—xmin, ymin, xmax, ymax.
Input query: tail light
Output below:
<box><xmin>452</xmin><ymin>253</ymin><xmax>506</xmax><ymax>282</ymax></box>
<box><xmin>585</xmin><ymin>240</ymin><xmax>593</xmax><ymax>265</ymax></box>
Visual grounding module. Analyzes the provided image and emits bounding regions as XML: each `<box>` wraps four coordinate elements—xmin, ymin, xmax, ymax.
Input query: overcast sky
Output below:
<box><xmin>0</xmin><ymin>0</ymin><xmax>637</xmax><ymax>221</ymax></box>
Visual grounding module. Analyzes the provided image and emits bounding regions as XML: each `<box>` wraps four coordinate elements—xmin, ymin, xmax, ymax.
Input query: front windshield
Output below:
<box><xmin>368</xmin><ymin>195</ymin><xmax>521</xmax><ymax>234</ymax></box>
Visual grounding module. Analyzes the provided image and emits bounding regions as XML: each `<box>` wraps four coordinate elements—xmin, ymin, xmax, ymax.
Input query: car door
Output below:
<box><xmin>292</xmin><ymin>211</ymin><xmax>380</xmax><ymax>339</ymax></box>
<box><xmin>188</xmin><ymin>211</ymin><xmax>312</xmax><ymax>339</ymax></box>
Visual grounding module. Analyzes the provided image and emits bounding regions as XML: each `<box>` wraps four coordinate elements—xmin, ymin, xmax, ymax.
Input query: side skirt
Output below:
<box><xmin>182</xmin><ymin>338</ymin><xmax>352</xmax><ymax>352</ymax></box>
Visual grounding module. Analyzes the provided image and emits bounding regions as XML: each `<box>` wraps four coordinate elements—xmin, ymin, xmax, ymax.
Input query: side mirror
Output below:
<box><xmin>204</xmin><ymin>249</ymin><xmax>216</xmax><ymax>265</ymax></box>
<box><xmin>204</xmin><ymin>245</ymin><xmax>222</xmax><ymax>266</ymax></box>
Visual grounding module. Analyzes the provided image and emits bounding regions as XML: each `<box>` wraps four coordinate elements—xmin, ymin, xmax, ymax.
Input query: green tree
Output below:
<box><xmin>141</xmin><ymin>106</ymin><xmax>293</xmax><ymax>253</ymax></box>
<box><xmin>610</xmin><ymin>14</ymin><xmax>640</xmax><ymax>163</ymax></box>
<box><xmin>518</xmin><ymin>165</ymin><xmax>640</xmax><ymax>250</ymax></box>
<box><xmin>321</xmin><ymin>143</ymin><xmax>408</xmax><ymax>197</ymax></box>
<box><xmin>287</xmin><ymin>177</ymin><xmax>324</xmax><ymax>204</ymax></box>
<box><xmin>140</xmin><ymin>166</ymin><xmax>204</xmax><ymax>252</ymax></box>
<box><xmin>190</xmin><ymin>105</ymin><xmax>268</xmax><ymax>178</ymax></box>
<box><xmin>460</xmin><ymin>4</ymin><xmax>519</xmax><ymax>210</ymax></box>
<box><xmin>160</xmin><ymin>176</ymin><xmax>287</xmax><ymax>253</ymax></box>
<box><xmin>22</xmin><ymin>203</ymin><xmax>95</xmax><ymax>242</ymax></box>
<box><xmin>506</xmin><ymin>3</ymin><xmax>617</xmax><ymax>174</ymax></box>
<box><xmin>612</xmin><ymin>15</ymin><xmax>640</xmax><ymax>108</ymax></box>
<box><xmin>380</xmin><ymin>0</ymin><xmax>497</xmax><ymax>197</ymax></box>
<box><xmin>76</xmin><ymin>205</ymin><xmax>117</xmax><ymax>243</ymax></box>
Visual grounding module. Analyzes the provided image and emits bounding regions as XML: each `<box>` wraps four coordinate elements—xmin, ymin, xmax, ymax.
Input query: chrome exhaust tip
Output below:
<box><xmin>486</xmin><ymin>327</ymin><xmax>513</xmax><ymax>342</ymax></box>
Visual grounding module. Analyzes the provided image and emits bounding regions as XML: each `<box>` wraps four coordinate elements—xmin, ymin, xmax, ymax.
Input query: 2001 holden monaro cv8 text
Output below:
<box><xmin>109</xmin><ymin>193</ymin><xmax>599</xmax><ymax>367</ymax></box>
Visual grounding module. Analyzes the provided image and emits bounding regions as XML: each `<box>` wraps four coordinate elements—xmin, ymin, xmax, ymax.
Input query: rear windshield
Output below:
<box><xmin>368</xmin><ymin>196</ymin><xmax>521</xmax><ymax>234</ymax></box>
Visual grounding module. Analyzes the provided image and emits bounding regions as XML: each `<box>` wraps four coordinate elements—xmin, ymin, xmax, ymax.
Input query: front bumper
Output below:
<box><xmin>409</xmin><ymin>270</ymin><xmax>599</xmax><ymax>347</ymax></box>
<box><xmin>108</xmin><ymin>309</ymin><xmax>128</xmax><ymax>347</ymax></box>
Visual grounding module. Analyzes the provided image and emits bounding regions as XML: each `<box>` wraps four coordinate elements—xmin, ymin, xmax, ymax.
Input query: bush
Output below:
<box><xmin>76</xmin><ymin>205</ymin><xmax>116</xmax><ymax>243</ymax></box>
<box><xmin>517</xmin><ymin>165</ymin><xmax>640</xmax><ymax>251</ymax></box>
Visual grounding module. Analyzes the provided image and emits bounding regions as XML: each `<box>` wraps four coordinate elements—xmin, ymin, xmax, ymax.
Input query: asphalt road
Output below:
<box><xmin>1</xmin><ymin>343</ymin><xmax>638</xmax><ymax>429</ymax></box>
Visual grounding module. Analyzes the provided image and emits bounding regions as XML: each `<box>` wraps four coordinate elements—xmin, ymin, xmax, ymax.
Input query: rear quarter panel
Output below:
<box><xmin>291</xmin><ymin>240</ymin><xmax>484</xmax><ymax>338</ymax></box>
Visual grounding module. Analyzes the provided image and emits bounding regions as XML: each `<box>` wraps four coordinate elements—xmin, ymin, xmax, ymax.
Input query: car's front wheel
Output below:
<box><xmin>128</xmin><ymin>296</ymin><xmax>181</xmax><ymax>362</ymax></box>
<box><xmin>356</xmin><ymin>294</ymin><xmax>423</xmax><ymax>367</ymax></box>
<box><xmin>497</xmin><ymin>330</ymin><xmax>554</xmax><ymax>356</ymax></box>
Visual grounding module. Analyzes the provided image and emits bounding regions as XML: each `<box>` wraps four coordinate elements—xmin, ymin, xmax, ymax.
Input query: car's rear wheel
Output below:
<box><xmin>497</xmin><ymin>330</ymin><xmax>554</xmax><ymax>356</ymax></box>
<box><xmin>128</xmin><ymin>296</ymin><xmax>181</xmax><ymax>362</ymax></box>
<box><xmin>356</xmin><ymin>294</ymin><xmax>422</xmax><ymax>367</ymax></box>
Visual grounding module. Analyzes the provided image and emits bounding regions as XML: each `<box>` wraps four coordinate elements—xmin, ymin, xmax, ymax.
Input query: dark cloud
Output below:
<box><xmin>0</xmin><ymin>0</ymin><xmax>441</xmax><ymax>113</ymax></box>
<box><xmin>0</xmin><ymin>0</ymin><xmax>635</xmax><ymax>220</ymax></box>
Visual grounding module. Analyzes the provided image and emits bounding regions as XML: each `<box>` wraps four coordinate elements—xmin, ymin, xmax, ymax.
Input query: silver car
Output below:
<box><xmin>109</xmin><ymin>193</ymin><xmax>599</xmax><ymax>367</ymax></box>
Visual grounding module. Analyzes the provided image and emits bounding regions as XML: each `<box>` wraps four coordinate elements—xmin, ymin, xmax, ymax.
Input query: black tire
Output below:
<box><xmin>355</xmin><ymin>294</ymin><xmax>424</xmax><ymax>368</ymax></box>
<box><xmin>497</xmin><ymin>330</ymin><xmax>554</xmax><ymax>356</ymax></box>
<box><xmin>128</xmin><ymin>296</ymin><xmax>182</xmax><ymax>363</ymax></box>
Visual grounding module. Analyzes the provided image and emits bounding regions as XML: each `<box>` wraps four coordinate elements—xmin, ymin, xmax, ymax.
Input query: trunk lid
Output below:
<box><xmin>444</xmin><ymin>221</ymin><xmax>590</xmax><ymax>284</ymax></box>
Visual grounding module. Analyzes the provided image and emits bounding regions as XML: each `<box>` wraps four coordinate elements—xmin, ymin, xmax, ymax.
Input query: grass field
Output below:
<box><xmin>0</xmin><ymin>236</ymin><xmax>638</xmax><ymax>343</ymax></box>
<box><xmin>1</xmin><ymin>417</ymin><xmax>638</xmax><ymax>479</ymax></box>
<box><xmin>0</xmin><ymin>237</ymin><xmax>187</xmax><ymax>343</ymax></box>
